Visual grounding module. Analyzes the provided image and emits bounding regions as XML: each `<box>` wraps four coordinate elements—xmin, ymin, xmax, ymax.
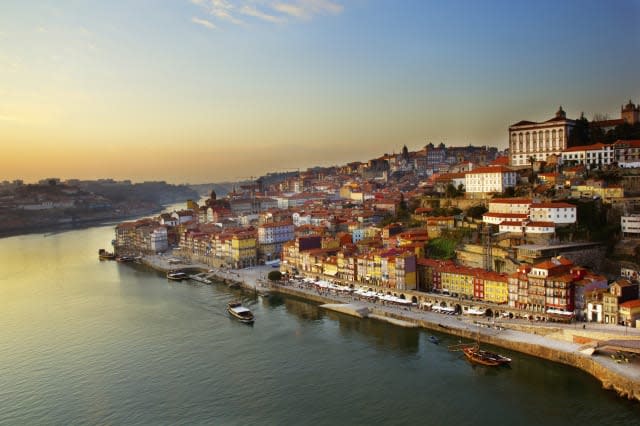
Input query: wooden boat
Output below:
<box><xmin>227</xmin><ymin>301</ymin><xmax>255</xmax><ymax>324</ymax></box>
<box><xmin>462</xmin><ymin>345</ymin><xmax>511</xmax><ymax>366</ymax></box>
<box><xmin>167</xmin><ymin>271</ymin><xmax>188</xmax><ymax>281</ymax></box>
<box><xmin>116</xmin><ymin>255</ymin><xmax>135</xmax><ymax>263</ymax></box>
<box><xmin>98</xmin><ymin>249</ymin><xmax>116</xmax><ymax>260</ymax></box>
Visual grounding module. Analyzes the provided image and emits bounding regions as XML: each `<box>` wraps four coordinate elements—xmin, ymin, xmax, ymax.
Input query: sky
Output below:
<box><xmin>1</xmin><ymin>0</ymin><xmax>639</xmax><ymax>184</ymax></box>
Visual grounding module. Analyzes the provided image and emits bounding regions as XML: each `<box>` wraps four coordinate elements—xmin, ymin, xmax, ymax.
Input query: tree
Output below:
<box><xmin>568</xmin><ymin>113</ymin><xmax>589</xmax><ymax>147</ymax></box>
<box><xmin>501</xmin><ymin>187</ymin><xmax>516</xmax><ymax>198</ymax></box>
<box><xmin>445</xmin><ymin>183</ymin><xmax>463</xmax><ymax>198</ymax></box>
<box><xmin>466</xmin><ymin>205</ymin><xmax>488</xmax><ymax>220</ymax></box>
<box><xmin>528</xmin><ymin>156</ymin><xmax>537</xmax><ymax>183</ymax></box>
<box><xmin>267</xmin><ymin>270</ymin><xmax>282</xmax><ymax>281</ymax></box>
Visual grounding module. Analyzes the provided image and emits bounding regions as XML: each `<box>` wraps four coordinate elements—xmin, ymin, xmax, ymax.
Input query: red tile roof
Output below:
<box><xmin>526</xmin><ymin>221</ymin><xmax>555</xmax><ymax>227</ymax></box>
<box><xmin>530</xmin><ymin>203</ymin><xmax>576</xmax><ymax>209</ymax></box>
<box><xmin>563</xmin><ymin>143</ymin><xmax>610</xmax><ymax>153</ymax></box>
<box><xmin>489</xmin><ymin>198</ymin><xmax>532</xmax><ymax>204</ymax></box>
<box><xmin>483</xmin><ymin>212</ymin><xmax>529</xmax><ymax>219</ymax></box>
<box><xmin>613</xmin><ymin>139</ymin><xmax>640</xmax><ymax>148</ymax></box>
<box><xmin>490</xmin><ymin>156</ymin><xmax>510</xmax><ymax>166</ymax></box>
<box><xmin>619</xmin><ymin>299</ymin><xmax>640</xmax><ymax>309</ymax></box>
<box><xmin>466</xmin><ymin>166</ymin><xmax>514</xmax><ymax>175</ymax></box>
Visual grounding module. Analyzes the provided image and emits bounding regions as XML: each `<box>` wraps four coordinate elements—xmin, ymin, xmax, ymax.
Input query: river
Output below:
<box><xmin>0</xmin><ymin>224</ymin><xmax>638</xmax><ymax>425</ymax></box>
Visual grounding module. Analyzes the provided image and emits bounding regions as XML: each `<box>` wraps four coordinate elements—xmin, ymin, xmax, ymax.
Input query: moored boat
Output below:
<box><xmin>98</xmin><ymin>249</ymin><xmax>116</xmax><ymax>260</ymax></box>
<box><xmin>428</xmin><ymin>335</ymin><xmax>440</xmax><ymax>344</ymax></box>
<box><xmin>167</xmin><ymin>271</ymin><xmax>188</xmax><ymax>281</ymax></box>
<box><xmin>462</xmin><ymin>345</ymin><xmax>511</xmax><ymax>366</ymax></box>
<box><xmin>116</xmin><ymin>255</ymin><xmax>135</xmax><ymax>263</ymax></box>
<box><xmin>227</xmin><ymin>301</ymin><xmax>255</xmax><ymax>324</ymax></box>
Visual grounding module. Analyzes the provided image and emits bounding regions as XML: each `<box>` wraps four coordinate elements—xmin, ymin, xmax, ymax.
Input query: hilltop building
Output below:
<box><xmin>509</xmin><ymin>106</ymin><xmax>576</xmax><ymax>166</ymax></box>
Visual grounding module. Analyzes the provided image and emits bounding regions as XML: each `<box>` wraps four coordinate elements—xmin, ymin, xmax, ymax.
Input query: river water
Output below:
<box><xmin>1</xmin><ymin>224</ymin><xmax>638</xmax><ymax>425</ymax></box>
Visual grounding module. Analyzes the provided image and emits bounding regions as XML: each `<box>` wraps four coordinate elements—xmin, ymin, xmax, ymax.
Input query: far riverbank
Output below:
<box><xmin>137</xmin><ymin>253</ymin><xmax>640</xmax><ymax>402</ymax></box>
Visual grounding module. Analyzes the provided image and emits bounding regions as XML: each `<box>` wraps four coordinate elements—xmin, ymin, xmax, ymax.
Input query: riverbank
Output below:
<box><xmin>136</xmin><ymin>254</ymin><xmax>640</xmax><ymax>402</ymax></box>
<box><xmin>0</xmin><ymin>207</ymin><xmax>165</xmax><ymax>239</ymax></box>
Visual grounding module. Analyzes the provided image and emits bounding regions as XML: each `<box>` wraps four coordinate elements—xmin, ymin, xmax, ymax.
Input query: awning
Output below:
<box><xmin>324</xmin><ymin>270</ymin><xmax>338</xmax><ymax>276</ymax></box>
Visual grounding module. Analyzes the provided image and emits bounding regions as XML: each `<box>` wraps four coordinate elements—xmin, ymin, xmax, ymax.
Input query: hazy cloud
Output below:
<box><xmin>190</xmin><ymin>0</ymin><xmax>343</xmax><ymax>26</ymax></box>
<box><xmin>273</xmin><ymin>0</ymin><xmax>343</xmax><ymax>19</ymax></box>
<box><xmin>272</xmin><ymin>3</ymin><xmax>306</xmax><ymax>19</ymax></box>
<box><xmin>191</xmin><ymin>16</ymin><xmax>216</xmax><ymax>29</ymax></box>
<box><xmin>240</xmin><ymin>5</ymin><xmax>285</xmax><ymax>24</ymax></box>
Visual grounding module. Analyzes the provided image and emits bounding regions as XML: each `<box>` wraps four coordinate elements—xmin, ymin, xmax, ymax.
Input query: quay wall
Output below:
<box><xmin>375</xmin><ymin>309</ymin><xmax>640</xmax><ymax>401</ymax></box>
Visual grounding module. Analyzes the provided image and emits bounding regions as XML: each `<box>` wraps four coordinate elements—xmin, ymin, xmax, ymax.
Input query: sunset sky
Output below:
<box><xmin>1</xmin><ymin>0</ymin><xmax>639</xmax><ymax>184</ymax></box>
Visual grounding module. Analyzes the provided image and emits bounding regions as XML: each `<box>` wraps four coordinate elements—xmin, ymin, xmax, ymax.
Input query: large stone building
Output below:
<box><xmin>464</xmin><ymin>166</ymin><xmax>517</xmax><ymax>196</ymax></box>
<box><xmin>509</xmin><ymin>106</ymin><xmax>576</xmax><ymax>166</ymax></box>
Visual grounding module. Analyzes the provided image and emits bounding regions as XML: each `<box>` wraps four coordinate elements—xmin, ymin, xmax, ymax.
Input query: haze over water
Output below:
<box><xmin>1</xmin><ymin>223</ymin><xmax>639</xmax><ymax>425</ymax></box>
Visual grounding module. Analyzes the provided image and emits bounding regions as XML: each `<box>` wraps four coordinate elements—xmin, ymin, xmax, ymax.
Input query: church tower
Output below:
<box><xmin>621</xmin><ymin>100</ymin><xmax>639</xmax><ymax>125</ymax></box>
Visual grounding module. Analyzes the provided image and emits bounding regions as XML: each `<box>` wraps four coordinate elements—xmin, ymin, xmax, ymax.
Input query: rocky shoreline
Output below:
<box><xmin>138</xmin><ymin>254</ymin><xmax>640</xmax><ymax>402</ymax></box>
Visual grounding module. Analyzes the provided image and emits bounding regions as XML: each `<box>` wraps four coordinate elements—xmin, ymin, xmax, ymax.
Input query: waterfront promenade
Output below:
<box><xmin>139</xmin><ymin>254</ymin><xmax>640</xmax><ymax>401</ymax></box>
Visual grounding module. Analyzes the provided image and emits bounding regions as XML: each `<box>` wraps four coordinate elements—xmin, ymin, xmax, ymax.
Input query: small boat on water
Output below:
<box><xmin>116</xmin><ymin>255</ymin><xmax>135</xmax><ymax>263</ymax></box>
<box><xmin>462</xmin><ymin>345</ymin><xmax>511</xmax><ymax>366</ymax></box>
<box><xmin>167</xmin><ymin>271</ymin><xmax>189</xmax><ymax>281</ymax></box>
<box><xmin>227</xmin><ymin>301</ymin><xmax>255</xmax><ymax>324</ymax></box>
<box><xmin>98</xmin><ymin>249</ymin><xmax>116</xmax><ymax>260</ymax></box>
<box><xmin>428</xmin><ymin>335</ymin><xmax>440</xmax><ymax>344</ymax></box>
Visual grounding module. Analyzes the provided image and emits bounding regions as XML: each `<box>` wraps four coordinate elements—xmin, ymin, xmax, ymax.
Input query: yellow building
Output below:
<box><xmin>482</xmin><ymin>272</ymin><xmax>509</xmax><ymax>304</ymax></box>
<box><xmin>619</xmin><ymin>300</ymin><xmax>640</xmax><ymax>327</ymax></box>
<box><xmin>371</xmin><ymin>253</ymin><xmax>382</xmax><ymax>285</ymax></box>
<box><xmin>231</xmin><ymin>232</ymin><xmax>257</xmax><ymax>268</ymax></box>
<box><xmin>186</xmin><ymin>199</ymin><xmax>199</xmax><ymax>211</ymax></box>
<box><xmin>441</xmin><ymin>266</ymin><xmax>474</xmax><ymax>298</ymax></box>
<box><xmin>322</xmin><ymin>258</ymin><xmax>339</xmax><ymax>278</ymax></box>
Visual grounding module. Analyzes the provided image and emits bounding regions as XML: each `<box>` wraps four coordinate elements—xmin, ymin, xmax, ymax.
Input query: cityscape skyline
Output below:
<box><xmin>1</xmin><ymin>0</ymin><xmax>639</xmax><ymax>183</ymax></box>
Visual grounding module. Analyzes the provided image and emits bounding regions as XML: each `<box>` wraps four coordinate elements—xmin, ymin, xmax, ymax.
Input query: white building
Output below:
<box><xmin>487</xmin><ymin>198</ymin><xmax>532</xmax><ymax>214</ymax></box>
<box><xmin>292</xmin><ymin>212</ymin><xmax>311</xmax><ymax>227</ymax></box>
<box><xmin>483</xmin><ymin>212</ymin><xmax>529</xmax><ymax>226</ymax></box>
<box><xmin>525</xmin><ymin>221</ymin><xmax>555</xmax><ymax>234</ymax></box>
<box><xmin>509</xmin><ymin>106</ymin><xmax>576</xmax><ymax>166</ymax></box>
<box><xmin>614</xmin><ymin>139</ymin><xmax>640</xmax><ymax>168</ymax></box>
<box><xmin>150</xmin><ymin>227</ymin><xmax>168</xmax><ymax>253</ymax></box>
<box><xmin>484</xmin><ymin>200</ymin><xmax>576</xmax><ymax>227</ymax></box>
<box><xmin>621</xmin><ymin>215</ymin><xmax>640</xmax><ymax>237</ymax></box>
<box><xmin>258</xmin><ymin>222</ymin><xmax>295</xmax><ymax>244</ymax></box>
<box><xmin>529</xmin><ymin>203</ymin><xmax>577</xmax><ymax>225</ymax></box>
<box><xmin>561</xmin><ymin>143</ymin><xmax>614</xmax><ymax>168</ymax></box>
<box><xmin>498</xmin><ymin>220</ymin><xmax>555</xmax><ymax>235</ymax></box>
<box><xmin>498</xmin><ymin>221</ymin><xmax>524</xmax><ymax>233</ymax></box>
<box><xmin>464</xmin><ymin>166</ymin><xmax>517</xmax><ymax>195</ymax></box>
<box><xmin>171</xmin><ymin>210</ymin><xmax>194</xmax><ymax>225</ymax></box>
